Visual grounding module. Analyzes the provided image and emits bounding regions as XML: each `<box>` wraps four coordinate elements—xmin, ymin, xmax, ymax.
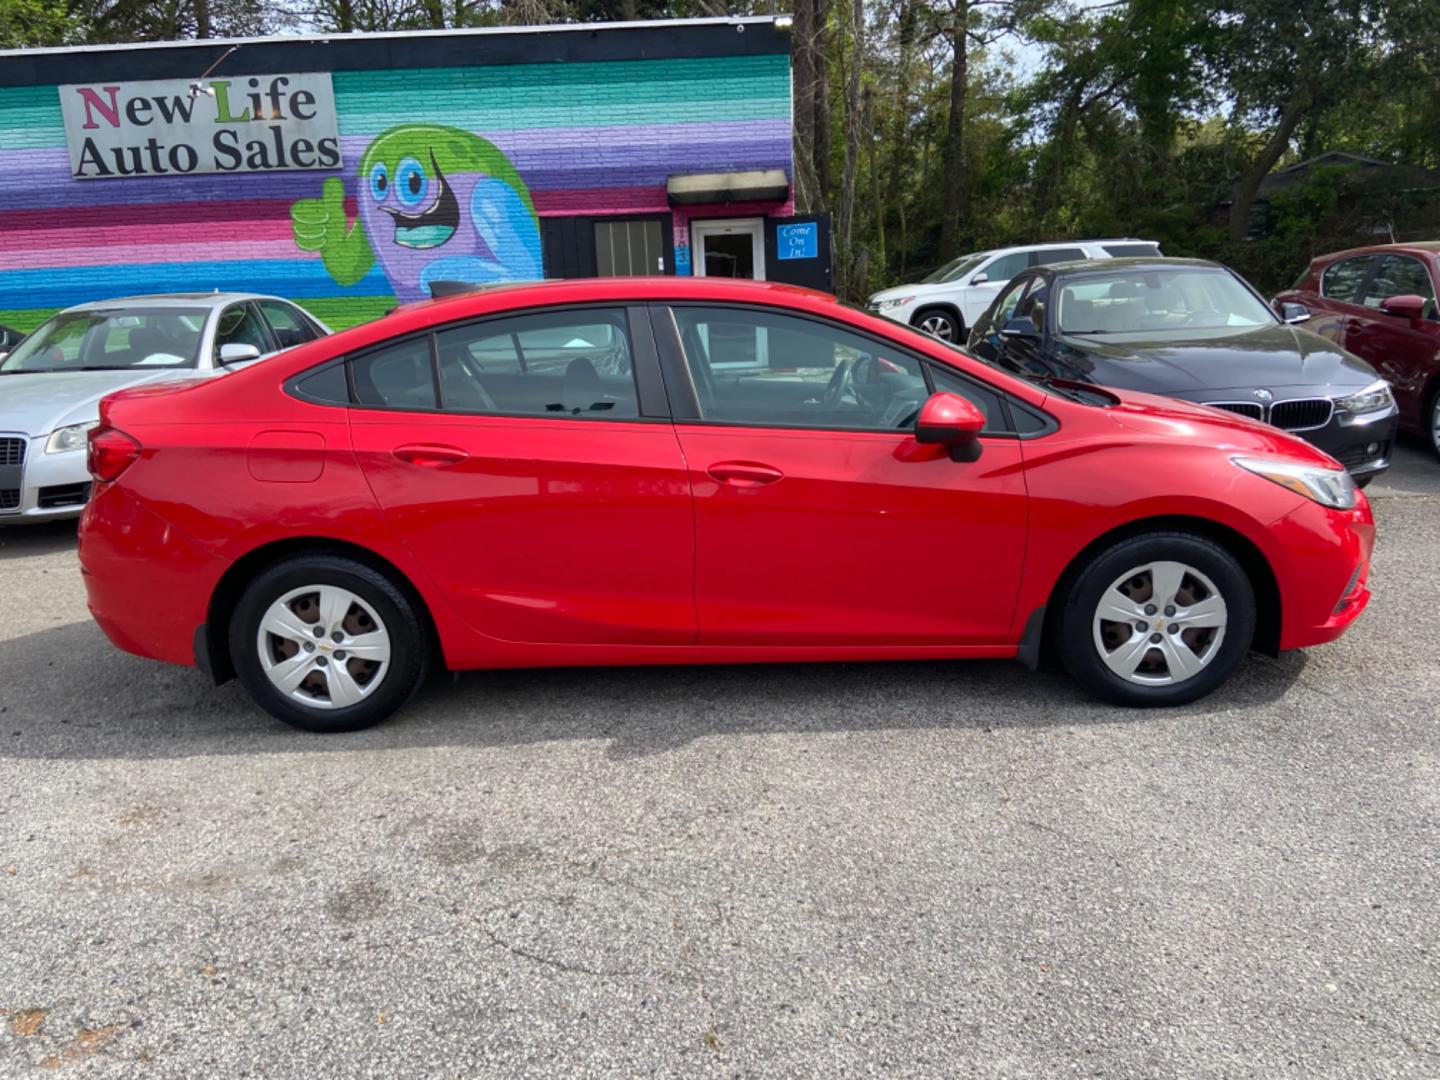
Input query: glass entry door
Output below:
<box><xmin>692</xmin><ymin>218</ymin><xmax>766</xmax><ymax>281</ymax></box>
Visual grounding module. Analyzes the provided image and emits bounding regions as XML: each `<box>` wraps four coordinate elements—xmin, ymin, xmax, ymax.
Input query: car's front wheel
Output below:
<box><xmin>228</xmin><ymin>555</ymin><xmax>430</xmax><ymax>732</ymax></box>
<box><xmin>1058</xmin><ymin>533</ymin><xmax>1256</xmax><ymax>706</ymax></box>
<box><xmin>913</xmin><ymin>308</ymin><xmax>961</xmax><ymax>342</ymax></box>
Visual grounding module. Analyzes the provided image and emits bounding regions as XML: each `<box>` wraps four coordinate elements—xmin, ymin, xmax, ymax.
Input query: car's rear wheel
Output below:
<box><xmin>913</xmin><ymin>308</ymin><xmax>961</xmax><ymax>342</ymax></box>
<box><xmin>229</xmin><ymin>555</ymin><xmax>429</xmax><ymax>732</ymax></box>
<box><xmin>1428</xmin><ymin>386</ymin><xmax>1440</xmax><ymax>460</ymax></box>
<box><xmin>1058</xmin><ymin>533</ymin><xmax>1256</xmax><ymax>706</ymax></box>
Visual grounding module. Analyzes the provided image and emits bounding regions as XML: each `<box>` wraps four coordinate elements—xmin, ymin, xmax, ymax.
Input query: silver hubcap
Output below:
<box><xmin>919</xmin><ymin>314</ymin><xmax>954</xmax><ymax>340</ymax></box>
<box><xmin>1092</xmin><ymin>561</ymin><xmax>1227</xmax><ymax>686</ymax></box>
<box><xmin>257</xmin><ymin>585</ymin><xmax>391</xmax><ymax>710</ymax></box>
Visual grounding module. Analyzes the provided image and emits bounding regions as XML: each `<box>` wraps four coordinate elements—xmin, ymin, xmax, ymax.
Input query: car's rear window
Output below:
<box><xmin>1101</xmin><ymin>243</ymin><xmax>1161</xmax><ymax>257</ymax></box>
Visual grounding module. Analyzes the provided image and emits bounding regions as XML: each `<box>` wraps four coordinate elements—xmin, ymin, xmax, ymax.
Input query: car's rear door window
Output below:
<box><xmin>434</xmin><ymin>308</ymin><xmax>638</xmax><ymax>418</ymax></box>
<box><xmin>1321</xmin><ymin>256</ymin><xmax>1376</xmax><ymax>303</ymax></box>
<box><xmin>351</xmin><ymin>337</ymin><xmax>437</xmax><ymax>410</ymax></box>
<box><xmin>1034</xmin><ymin>248</ymin><xmax>1087</xmax><ymax>266</ymax></box>
<box><xmin>1100</xmin><ymin>243</ymin><xmax>1161</xmax><ymax>257</ymax></box>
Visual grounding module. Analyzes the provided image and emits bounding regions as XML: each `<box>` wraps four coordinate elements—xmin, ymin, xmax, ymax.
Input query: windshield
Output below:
<box><xmin>0</xmin><ymin>307</ymin><xmax>207</xmax><ymax>374</ymax></box>
<box><xmin>921</xmin><ymin>254</ymin><xmax>987</xmax><ymax>285</ymax></box>
<box><xmin>1055</xmin><ymin>268</ymin><xmax>1275</xmax><ymax>335</ymax></box>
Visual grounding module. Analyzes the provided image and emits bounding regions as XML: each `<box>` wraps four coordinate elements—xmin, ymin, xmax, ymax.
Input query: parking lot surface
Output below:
<box><xmin>1</xmin><ymin>443</ymin><xmax>1437</xmax><ymax>1078</ymax></box>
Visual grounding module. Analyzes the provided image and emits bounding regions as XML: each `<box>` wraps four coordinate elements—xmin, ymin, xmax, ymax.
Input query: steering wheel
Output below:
<box><xmin>822</xmin><ymin>357</ymin><xmax>858</xmax><ymax>410</ymax></box>
<box><xmin>1182</xmin><ymin>309</ymin><xmax>1225</xmax><ymax>327</ymax></box>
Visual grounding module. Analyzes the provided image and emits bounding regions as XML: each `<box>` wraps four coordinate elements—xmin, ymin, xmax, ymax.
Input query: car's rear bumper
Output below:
<box><xmin>78</xmin><ymin>483</ymin><xmax>227</xmax><ymax>667</ymax></box>
<box><xmin>1270</xmin><ymin>494</ymin><xmax>1376</xmax><ymax>651</ymax></box>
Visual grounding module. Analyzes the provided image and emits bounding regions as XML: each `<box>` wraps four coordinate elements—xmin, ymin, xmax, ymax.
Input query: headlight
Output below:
<box><xmin>873</xmin><ymin>296</ymin><xmax>914</xmax><ymax>311</ymax></box>
<box><xmin>45</xmin><ymin>420</ymin><xmax>99</xmax><ymax>454</ymax></box>
<box><xmin>1232</xmin><ymin>456</ymin><xmax>1357</xmax><ymax>510</ymax></box>
<box><xmin>1334</xmin><ymin>380</ymin><xmax>1393</xmax><ymax>415</ymax></box>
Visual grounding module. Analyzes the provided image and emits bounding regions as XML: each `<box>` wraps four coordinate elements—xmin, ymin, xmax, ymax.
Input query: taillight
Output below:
<box><xmin>87</xmin><ymin>426</ymin><xmax>141</xmax><ymax>482</ymax></box>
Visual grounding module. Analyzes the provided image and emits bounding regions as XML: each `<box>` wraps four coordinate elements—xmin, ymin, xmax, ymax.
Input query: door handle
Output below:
<box><xmin>393</xmin><ymin>443</ymin><xmax>468</xmax><ymax>468</ymax></box>
<box><xmin>707</xmin><ymin>461</ymin><xmax>784</xmax><ymax>487</ymax></box>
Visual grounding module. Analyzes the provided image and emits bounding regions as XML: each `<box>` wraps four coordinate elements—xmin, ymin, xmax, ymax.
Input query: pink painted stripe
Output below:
<box><xmin>0</xmin><ymin>237</ymin><xmax>320</xmax><ymax>271</ymax></box>
<box><xmin>0</xmin><ymin>216</ymin><xmax>299</xmax><ymax>253</ymax></box>
<box><xmin>533</xmin><ymin>186</ymin><xmax>667</xmax><ymax>215</ymax></box>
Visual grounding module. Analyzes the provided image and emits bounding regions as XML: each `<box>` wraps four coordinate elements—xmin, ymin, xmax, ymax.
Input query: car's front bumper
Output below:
<box><xmin>1267</xmin><ymin>493</ymin><xmax>1376</xmax><ymax>651</ymax></box>
<box><xmin>868</xmin><ymin>300</ymin><xmax>921</xmax><ymax>326</ymax></box>
<box><xmin>1299</xmin><ymin>404</ymin><xmax>1399</xmax><ymax>480</ymax></box>
<box><xmin>0</xmin><ymin>432</ymin><xmax>93</xmax><ymax>525</ymax></box>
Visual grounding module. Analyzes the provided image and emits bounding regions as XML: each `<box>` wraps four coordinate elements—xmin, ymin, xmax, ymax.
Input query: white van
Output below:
<box><xmin>868</xmin><ymin>239</ymin><xmax>1161</xmax><ymax>341</ymax></box>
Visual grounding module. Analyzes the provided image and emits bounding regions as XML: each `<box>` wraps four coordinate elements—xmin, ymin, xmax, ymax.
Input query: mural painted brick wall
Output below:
<box><xmin>0</xmin><ymin>52</ymin><xmax>793</xmax><ymax>330</ymax></box>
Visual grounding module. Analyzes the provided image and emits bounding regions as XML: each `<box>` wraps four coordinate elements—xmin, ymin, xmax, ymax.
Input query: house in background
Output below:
<box><xmin>0</xmin><ymin>17</ymin><xmax>831</xmax><ymax>331</ymax></box>
<box><xmin>1237</xmin><ymin>151</ymin><xmax>1440</xmax><ymax>242</ymax></box>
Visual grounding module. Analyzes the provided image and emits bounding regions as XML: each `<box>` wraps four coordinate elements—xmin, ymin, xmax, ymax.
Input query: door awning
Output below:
<box><xmin>666</xmin><ymin>169</ymin><xmax>789</xmax><ymax>206</ymax></box>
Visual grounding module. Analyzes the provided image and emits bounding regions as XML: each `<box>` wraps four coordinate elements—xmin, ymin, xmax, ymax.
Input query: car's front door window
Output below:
<box><xmin>214</xmin><ymin>303</ymin><xmax>273</xmax><ymax>362</ymax></box>
<box><xmin>259</xmin><ymin>301</ymin><xmax>319</xmax><ymax>349</ymax></box>
<box><xmin>978</xmin><ymin>252</ymin><xmax>1028</xmax><ymax>286</ymax></box>
<box><xmin>1361</xmin><ymin>255</ymin><xmax>1437</xmax><ymax>318</ymax></box>
<box><xmin>670</xmin><ymin>306</ymin><xmax>930</xmax><ymax>432</ymax></box>
<box><xmin>1321</xmin><ymin>257</ymin><xmax>1376</xmax><ymax>304</ymax></box>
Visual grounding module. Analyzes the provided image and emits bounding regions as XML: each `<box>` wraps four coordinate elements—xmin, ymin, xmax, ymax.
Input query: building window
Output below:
<box><xmin>595</xmin><ymin>219</ymin><xmax>667</xmax><ymax>276</ymax></box>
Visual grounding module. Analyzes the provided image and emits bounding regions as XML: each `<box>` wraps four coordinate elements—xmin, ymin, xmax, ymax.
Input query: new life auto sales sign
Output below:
<box><xmin>59</xmin><ymin>74</ymin><xmax>341</xmax><ymax>179</ymax></box>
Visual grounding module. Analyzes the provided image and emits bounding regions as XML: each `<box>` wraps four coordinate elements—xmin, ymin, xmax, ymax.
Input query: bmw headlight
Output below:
<box><xmin>1334</xmin><ymin>380</ymin><xmax>1393</xmax><ymax>415</ymax></box>
<box><xmin>872</xmin><ymin>296</ymin><xmax>914</xmax><ymax>311</ymax></box>
<box><xmin>1232</xmin><ymin>456</ymin><xmax>1357</xmax><ymax>510</ymax></box>
<box><xmin>45</xmin><ymin>420</ymin><xmax>99</xmax><ymax>454</ymax></box>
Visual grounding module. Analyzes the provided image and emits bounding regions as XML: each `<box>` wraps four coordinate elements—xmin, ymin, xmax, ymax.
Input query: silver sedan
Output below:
<box><xmin>0</xmin><ymin>292</ymin><xmax>329</xmax><ymax>524</ymax></box>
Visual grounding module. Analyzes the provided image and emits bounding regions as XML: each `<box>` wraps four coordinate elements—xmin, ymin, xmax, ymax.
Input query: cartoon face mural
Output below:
<box><xmin>291</xmin><ymin>124</ymin><xmax>543</xmax><ymax>303</ymax></box>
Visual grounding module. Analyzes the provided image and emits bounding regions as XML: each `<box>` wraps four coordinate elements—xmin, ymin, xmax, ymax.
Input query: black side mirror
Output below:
<box><xmin>1001</xmin><ymin>316</ymin><xmax>1040</xmax><ymax>338</ymax></box>
<box><xmin>1278</xmin><ymin>302</ymin><xmax>1310</xmax><ymax>324</ymax></box>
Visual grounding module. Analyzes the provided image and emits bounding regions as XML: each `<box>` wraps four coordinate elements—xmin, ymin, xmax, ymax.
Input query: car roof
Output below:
<box><xmin>971</xmin><ymin>238</ymin><xmax>1157</xmax><ymax>258</ymax></box>
<box><xmin>62</xmin><ymin>292</ymin><xmax>282</xmax><ymax>312</ymax></box>
<box><xmin>1039</xmin><ymin>256</ymin><xmax>1221</xmax><ymax>275</ymax></box>
<box><xmin>1309</xmin><ymin>241</ymin><xmax>1440</xmax><ymax>262</ymax></box>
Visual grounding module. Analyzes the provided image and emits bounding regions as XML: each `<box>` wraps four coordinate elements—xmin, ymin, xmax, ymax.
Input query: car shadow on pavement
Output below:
<box><xmin>0</xmin><ymin>521</ymin><xmax>78</xmax><ymax>559</ymax></box>
<box><xmin>0</xmin><ymin>619</ymin><xmax>1313</xmax><ymax>761</ymax></box>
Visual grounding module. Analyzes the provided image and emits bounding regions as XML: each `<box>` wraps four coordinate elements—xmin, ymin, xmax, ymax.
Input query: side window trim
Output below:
<box><xmin>657</xmin><ymin>300</ymin><xmax>1025</xmax><ymax>437</ymax></box>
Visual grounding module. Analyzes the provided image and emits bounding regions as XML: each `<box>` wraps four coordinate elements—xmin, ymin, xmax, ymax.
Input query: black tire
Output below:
<box><xmin>1057</xmin><ymin>532</ymin><xmax>1256</xmax><ymax>707</ymax></box>
<box><xmin>912</xmin><ymin>307</ymin><xmax>962</xmax><ymax>343</ymax></box>
<box><xmin>1427</xmin><ymin>385</ymin><xmax>1440</xmax><ymax>461</ymax></box>
<box><xmin>228</xmin><ymin>555</ymin><xmax>431</xmax><ymax>733</ymax></box>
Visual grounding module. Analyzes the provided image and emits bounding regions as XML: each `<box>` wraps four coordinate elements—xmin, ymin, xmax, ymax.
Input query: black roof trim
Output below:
<box><xmin>0</xmin><ymin>17</ymin><xmax>789</xmax><ymax>88</ymax></box>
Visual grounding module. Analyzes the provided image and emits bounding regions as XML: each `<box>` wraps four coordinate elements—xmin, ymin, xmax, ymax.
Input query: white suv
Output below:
<box><xmin>868</xmin><ymin>239</ymin><xmax>1161</xmax><ymax>341</ymax></box>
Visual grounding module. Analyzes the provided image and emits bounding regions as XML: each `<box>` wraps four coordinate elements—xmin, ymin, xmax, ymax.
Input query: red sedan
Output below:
<box><xmin>79</xmin><ymin>278</ymin><xmax>1375</xmax><ymax>732</ymax></box>
<box><xmin>1276</xmin><ymin>242</ymin><xmax>1440</xmax><ymax>457</ymax></box>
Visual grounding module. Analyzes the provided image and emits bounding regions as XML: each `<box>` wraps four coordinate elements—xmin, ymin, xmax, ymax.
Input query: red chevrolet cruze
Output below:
<box><xmin>79</xmin><ymin>278</ymin><xmax>1375</xmax><ymax>732</ymax></box>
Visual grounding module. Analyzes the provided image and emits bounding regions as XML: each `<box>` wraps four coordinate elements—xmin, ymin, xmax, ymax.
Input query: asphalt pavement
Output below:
<box><xmin>1</xmin><ymin>440</ymin><xmax>1437</xmax><ymax>1077</ymax></box>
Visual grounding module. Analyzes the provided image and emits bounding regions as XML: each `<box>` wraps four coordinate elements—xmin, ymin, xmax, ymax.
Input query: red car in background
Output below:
<box><xmin>1276</xmin><ymin>242</ymin><xmax>1440</xmax><ymax>457</ymax></box>
<box><xmin>79</xmin><ymin>278</ymin><xmax>1375</xmax><ymax>732</ymax></box>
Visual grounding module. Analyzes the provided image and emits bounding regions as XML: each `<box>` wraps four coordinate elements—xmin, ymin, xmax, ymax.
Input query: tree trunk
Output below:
<box><xmin>889</xmin><ymin>0</ymin><xmax>915</xmax><ymax>277</ymax></box>
<box><xmin>865</xmin><ymin>86</ymin><xmax>885</xmax><ymax>277</ymax></box>
<box><xmin>790</xmin><ymin>0</ymin><xmax>829</xmax><ymax>213</ymax></box>
<box><xmin>835</xmin><ymin>0</ymin><xmax>863</xmax><ymax>297</ymax></box>
<box><xmin>194</xmin><ymin>0</ymin><xmax>211</xmax><ymax>37</ymax></box>
<box><xmin>938</xmin><ymin>0</ymin><xmax>968</xmax><ymax>255</ymax></box>
<box><xmin>1228</xmin><ymin>87</ymin><xmax>1311</xmax><ymax>241</ymax></box>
